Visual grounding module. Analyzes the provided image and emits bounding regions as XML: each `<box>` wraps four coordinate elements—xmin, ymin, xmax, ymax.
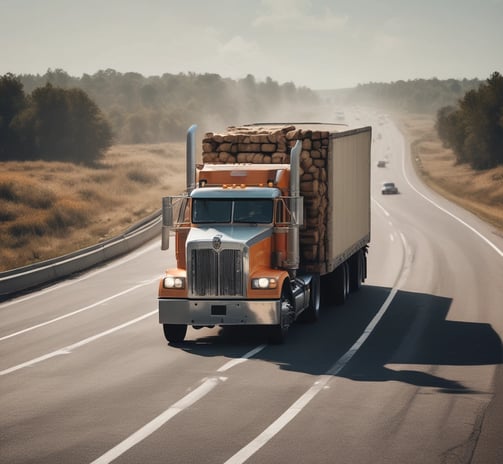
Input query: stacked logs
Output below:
<box><xmin>202</xmin><ymin>125</ymin><xmax>331</xmax><ymax>267</ymax></box>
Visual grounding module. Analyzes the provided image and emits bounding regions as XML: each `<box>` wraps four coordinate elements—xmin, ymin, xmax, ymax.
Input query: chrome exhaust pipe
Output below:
<box><xmin>290</xmin><ymin>140</ymin><xmax>301</xmax><ymax>197</ymax></box>
<box><xmin>284</xmin><ymin>140</ymin><xmax>302</xmax><ymax>271</ymax></box>
<box><xmin>162</xmin><ymin>124</ymin><xmax>196</xmax><ymax>251</ymax></box>
<box><xmin>186</xmin><ymin>124</ymin><xmax>197</xmax><ymax>192</ymax></box>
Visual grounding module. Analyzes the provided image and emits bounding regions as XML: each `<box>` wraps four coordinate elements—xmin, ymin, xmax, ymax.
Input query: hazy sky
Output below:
<box><xmin>1</xmin><ymin>0</ymin><xmax>502</xmax><ymax>89</ymax></box>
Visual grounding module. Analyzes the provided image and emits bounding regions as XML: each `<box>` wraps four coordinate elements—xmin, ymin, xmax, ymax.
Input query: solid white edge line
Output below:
<box><xmin>225</xmin><ymin>377</ymin><xmax>332</xmax><ymax>464</ymax></box>
<box><xmin>0</xmin><ymin>280</ymin><xmax>157</xmax><ymax>342</ymax></box>
<box><xmin>224</xmin><ymin>233</ymin><xmax>411</xmax><ymax>464</ymax></box>
<box><xmin>0</xmin><ymin>311</ymin><xmax>157</xmax><ymax>376</ymax></box>
<box><xmin>0</xmin><ymin>241</ymin><xmax>161</xmax><ymax>308</ymax></box>
<box><xmin>398</xmin><ymin>126</ymin><xmax>503</xmax><ymax>258</ymax></box>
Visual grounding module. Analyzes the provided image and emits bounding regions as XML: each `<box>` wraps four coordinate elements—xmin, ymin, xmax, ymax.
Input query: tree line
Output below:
<box><xmin>16</xmin><ymin>69</ymin><xmax>320</xmax><ymax>145</ymax></box>
<box><xmin>0</xmin><ymin>74</ymin><xmax>113</xmax><ymax>164</ymax></box>
<box><xmin>435</xmin><ymin>72</ymin><xmax>503</xmax><ymax>169</ymax></box>
<box><xmin>331</xmin><ymin>73</ymin><xmax>502</xmax><ymax>170</ymax></box>
<box><xmin>346</xmin><ymin>77</ymin><xmax>482</xmax><ymax>114</ymax></box>
<box><xmin>3</xmin><ymin>68</ymin><xmax>501</xmax><ymax>168</ymax></box>
<box><xmin>1</xmin><ymin>69</ymin><xmax>319</xmax><ymax>163</ymax></box>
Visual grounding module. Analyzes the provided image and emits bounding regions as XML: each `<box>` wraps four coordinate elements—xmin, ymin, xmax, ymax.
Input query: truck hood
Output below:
<box><xmin>187</xmin><ymin>225</ymin><xmax>273</xmax><ymax>248</ymax></box>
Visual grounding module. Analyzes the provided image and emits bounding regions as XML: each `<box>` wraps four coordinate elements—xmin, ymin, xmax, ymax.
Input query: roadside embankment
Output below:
<box><xmin>0</xmin><ymin>142</ymin><xmax>186</xmax><ymax>272</ymax></box>
<box><xmin>399</xmin><ymin>113</ymin><xmax>503</xmax><ymax>235</ymax></box>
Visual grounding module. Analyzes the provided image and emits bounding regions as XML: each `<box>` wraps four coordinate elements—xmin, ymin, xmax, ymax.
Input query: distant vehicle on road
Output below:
<box><xmin>381</xmin><ymin>182</ymin><xmax>398</xmax><ymax>194</ymax></box>
<box><xmin>377</xmin><ymin>160</ymin><xmax>386</xmax><ymax>167</ymax></box>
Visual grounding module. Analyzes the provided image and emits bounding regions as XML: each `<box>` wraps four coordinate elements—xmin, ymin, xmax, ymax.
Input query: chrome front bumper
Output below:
<box><xmin>158</xmin><ymin>298</ymin><xmax>281</xmax><ymax>325</ymax></box>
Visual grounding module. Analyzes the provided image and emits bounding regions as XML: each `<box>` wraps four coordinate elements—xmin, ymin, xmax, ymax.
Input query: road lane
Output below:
<box><xmin>1</xmin><ymin>111</ymin><xmax>502</xmax><ymax>463</ymax></box>
<box><xmin>220</xmin><ymin>112</ymin><xmax>503</xmax><ymax>464</ymax></box>
<box><xmin>1</xmin><ymin>234</ymin><xmax>402</xmax><ymax>464</ymax></box>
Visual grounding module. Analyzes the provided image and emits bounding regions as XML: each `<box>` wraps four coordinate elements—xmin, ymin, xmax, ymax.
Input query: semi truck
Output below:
<box><xmin>158</xmin><ymin>122</ymin><xmax>371</xmax><ymax>343</ymax></box>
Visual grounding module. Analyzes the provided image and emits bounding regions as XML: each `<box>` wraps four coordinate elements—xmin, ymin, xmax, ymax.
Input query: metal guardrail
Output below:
<box><xmin>0</xmin><ymin>211</ymin><xmax>161</xmax><ymax>300</ymax></box>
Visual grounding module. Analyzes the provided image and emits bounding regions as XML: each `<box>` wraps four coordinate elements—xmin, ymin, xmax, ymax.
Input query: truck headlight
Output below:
<box><xmin>163</xmin><ymin>276</ymin><xmax>186</xmax><ymax>289</ymax></box>
<box><xmin>251</xmin><ymin>277</ymin><xmax>278</xmax><ymax>289</ymax></box>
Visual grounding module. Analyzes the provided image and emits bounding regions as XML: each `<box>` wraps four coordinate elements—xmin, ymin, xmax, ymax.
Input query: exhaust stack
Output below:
<box><xmin>284</xmin><ymin>140</ymin><xmax>302</xmax><ymax>271</ymax></box>
<box><xmin>161</xmin><ymin>125</ymin><xmax>197</xmax><ymax>250</ymax></box>
<box><xmin>186</xmin><ymin>124</ymin><xmax>197</xmax><ymax>192</ymax></box>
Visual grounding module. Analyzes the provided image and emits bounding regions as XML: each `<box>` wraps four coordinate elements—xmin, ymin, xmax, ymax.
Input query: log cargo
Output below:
<box><xmin>201</xmin><ymin>124</ymin><xmax>332</xmax><ymax>267</ymax></box>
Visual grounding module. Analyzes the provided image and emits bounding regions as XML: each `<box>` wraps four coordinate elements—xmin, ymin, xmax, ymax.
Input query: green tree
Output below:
<box><xmin>0</xmin><ymin>73</ymin><xmax>27</xmax><ymax>159</ymax></box>
<box><xmin>435</xmin><ymin>105</ymin><xmax>468</xmax><ymax>163</ymax></box>
<box><xmin>436</xmin><ymin>72</ymin><xmax>503</xmax><ymax>169</ymax></box>
<box><xmin>479</xmin><ymin>72</ymin><xmax>503</xmax><ymax>167</ymax></box>
<box><xmin>66</xmin><ymin>88</ymin><xmax>113</xmax><ymax>163</ymax></box>
<box><xmin>13</xmin><ymin>84</ymin><xmax>112</xmax><ymax>164</ymax></box>
<box><xmin>30</xmin><ymin>84</ymin><xmax>71</xmax><ymax>159</ymax></box>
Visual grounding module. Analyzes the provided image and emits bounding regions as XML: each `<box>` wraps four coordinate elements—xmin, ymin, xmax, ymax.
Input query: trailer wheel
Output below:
<box><xmin>349</xmin><ymin>250</ymin><xmax>364</xmax><ymax>292</ymax></box>
<box><xmin>334</xmin><ymin>262</ymin><xmax>349</xmax><ymax>305</ymax></box>
<box><xmin>269</xmin><ymin>286</ymin><xmax>293</xmax><ymax>344</ymax></box>
<box><xmin>345</xmin><ymin>262</ymin><xmax>351</xmax><ymax>297</ymax></box>
<box><xmin>300</xmin><ymin>274</ymin><xmax>320</xmax><ymax>322</ymax></box>
<box><xmin>163</xmin><ymin>324</ymin><xmax>187</xmax><ymax>344</ymax></box>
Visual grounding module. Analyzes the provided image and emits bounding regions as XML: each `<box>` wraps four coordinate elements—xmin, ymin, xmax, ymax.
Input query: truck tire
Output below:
<box><xmin>269</xmin><ymin>285</ymin><xmax>293</xmax><ymax>344</ymax></box>
<box><xmin>334</xmin><ymin>262</ymin><xmax>349</xmax><ymax>305</ymax></box>
<box><xmin>163</xmin><ymin>324</ymin><xmax>187</xmax><ymax>344</ymax></box>
<box><xmin>300</xmin><ymin>274</ymin><xmax>320</xmax><ymax>322</ymax></box>
<box><xmin>349</xmin><ymin>250</ymin><xmax>364</xmax><ymax>292</ymax></box>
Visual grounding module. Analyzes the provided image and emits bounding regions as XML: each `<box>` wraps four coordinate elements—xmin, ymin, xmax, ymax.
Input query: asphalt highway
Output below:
<box><xmin>1</xmin><ymin>111</ymin><xmax>502</xmax><ymax>464</ymax></box>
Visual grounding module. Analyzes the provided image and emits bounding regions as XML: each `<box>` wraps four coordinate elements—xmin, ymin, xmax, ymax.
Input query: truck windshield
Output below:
<box><xmin>234</xmin><ymin>199</ymin><xmax>273</xmax><ymax>223</ymax></box>
<box><xmin>192</xmin><ymin>199</ymin><xmax>273</xmax><ymax>224</ymax></box>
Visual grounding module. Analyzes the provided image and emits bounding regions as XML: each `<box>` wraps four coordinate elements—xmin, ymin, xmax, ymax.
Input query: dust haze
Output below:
<box><xmin>194</xmin><ymin>88</ymin><xmax>348</xmax><ymax>138</ymax></box>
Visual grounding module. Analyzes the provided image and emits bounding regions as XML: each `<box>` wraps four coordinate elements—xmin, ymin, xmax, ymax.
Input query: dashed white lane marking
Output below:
<box><xmin>0</xmin><ymin>311</ymin><xmax>157</xmax><ymax>376</ymax></box>
<box><xmin>0</xmin><ymin>241</ymin><xmax>160</xmax><ymax>308</ymax></box>
<box><xmin>217</xmin><ymin>344</ymin><xmax>267</xmax><ymax>372</ymax></box>
<box><xmin>89</xmin><ymin>377</ymin><xmax>224</xmax><ymax>464</ymax></box>
<box><xmin>371</xmin><ymin>198</ymin><xmax>395</xmax><ymax>244</ymax></box>
<box><xmin>372</xmin><ymin>197</ymin><xmax>390</xmax><ymax>217</ymax></box>
<box><xmin>0</xmin><ymin>280</ymin><xmax>157</xmax><ymax>342</ymax></box>
<box><xmin>89</xmin><ymin>345</ymin><xmax>267</xmax><ymax>464</ymax></box>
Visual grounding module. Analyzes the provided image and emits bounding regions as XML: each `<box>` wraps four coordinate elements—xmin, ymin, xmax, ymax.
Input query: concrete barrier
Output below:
<box><xmin>0</xmin><ymin>212</ymin><xmax>161</xmax><ymax>300</ymax></box>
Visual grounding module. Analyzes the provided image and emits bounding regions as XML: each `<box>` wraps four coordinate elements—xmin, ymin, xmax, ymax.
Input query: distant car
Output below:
<box><xmin>377</xmin><ymin>160</ymin><xmax>386</xmax><ymax>167</ymax></box>
<box><xmin>381</xmin><ymin>182</ymin><xmax>398</xmax><ymax>194</ymax></box>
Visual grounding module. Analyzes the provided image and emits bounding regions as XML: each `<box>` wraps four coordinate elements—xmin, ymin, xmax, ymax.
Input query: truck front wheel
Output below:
<box><xmin>163</xmin><ymin>324</ymin><xmax>187</xmax><ymax>344</ymax></box>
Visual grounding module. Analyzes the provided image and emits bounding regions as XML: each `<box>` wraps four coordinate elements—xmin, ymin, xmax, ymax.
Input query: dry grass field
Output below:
<box><xmin>400</xmin><ymin>114</ymin><xmax>503</xmax><ymax>234</ymax></box>
<box><xmin>1</xmin><ymin>117</ymin><xmax>502</xmax><ymax>272</ymax></box>
<box><xmin>0</xmin><ymin>143</ymin><xmax>187</xmax><ymax>271</ymax></box>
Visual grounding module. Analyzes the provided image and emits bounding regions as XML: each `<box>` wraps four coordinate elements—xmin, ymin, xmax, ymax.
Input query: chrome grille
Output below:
<box><xmin>190</xmin><ymin>248</ymin><xmax>243</xmax><ymax>296</ymax></box>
